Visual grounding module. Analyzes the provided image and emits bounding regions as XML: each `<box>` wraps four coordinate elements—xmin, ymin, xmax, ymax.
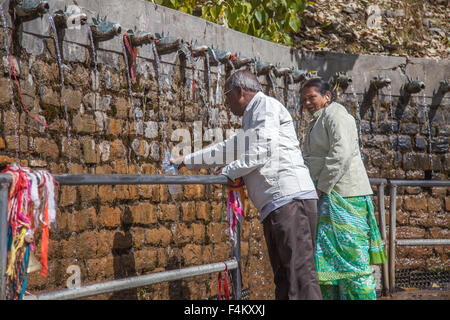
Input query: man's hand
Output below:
<box><xmin>170</xmin><ymin>155</ymin><xmax>185</xmax><ymax>169</ymax></box>
<box><xmin>224</xmin><ymin>175</ymin><xmax>234</xmax><ymax>186</ymax></box>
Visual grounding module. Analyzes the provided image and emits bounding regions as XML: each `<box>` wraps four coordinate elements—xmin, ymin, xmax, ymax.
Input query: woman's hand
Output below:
<box><xmin>317</xmin><ymin>189</ymin><xmax>323</xmax><ymax>198</ymax></box>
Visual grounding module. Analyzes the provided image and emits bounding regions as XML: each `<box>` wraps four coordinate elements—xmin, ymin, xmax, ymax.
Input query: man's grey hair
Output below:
<box><xmin>226</xmin><ymin>70</ymin><xmax>262</xmax><ymax>92</ymax></box>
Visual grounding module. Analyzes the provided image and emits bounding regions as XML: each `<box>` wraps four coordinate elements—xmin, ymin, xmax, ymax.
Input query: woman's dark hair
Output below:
<box><xmin>301</xmin><ymin>78</ymin><xmax>336</xmax><ymax>101</ymax></box>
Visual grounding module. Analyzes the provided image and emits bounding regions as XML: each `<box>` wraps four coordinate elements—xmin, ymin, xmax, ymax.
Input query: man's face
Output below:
<box><xmin>224</xmin><ymin>85</ymin><xmax>244</xmax><ymax>116</ymax></box>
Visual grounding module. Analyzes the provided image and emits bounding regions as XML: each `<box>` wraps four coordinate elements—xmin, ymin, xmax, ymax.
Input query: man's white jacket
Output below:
<box><xmin>184</xmin><ymin>91</ymin><xmax>316</xmax><ymax>212</ymax></box>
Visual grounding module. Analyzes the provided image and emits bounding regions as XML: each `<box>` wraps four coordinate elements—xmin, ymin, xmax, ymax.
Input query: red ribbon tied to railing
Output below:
<box><xmin>226</xmin><ymin>178</ymin><xmax>245</xmax><ymax>241</ymax></box>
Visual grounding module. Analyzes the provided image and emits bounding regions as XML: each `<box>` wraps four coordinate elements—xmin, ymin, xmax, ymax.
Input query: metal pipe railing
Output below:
<box><xmin>389</xmin><ymin>183</ymin><xmax>398</xmax><ymax>294</ymax></box>
<box><xmin>0</xmin><ymin>182</ymin><xmax>10</xmax><ymax>301</ymax></box>
<box><xmin>1</xmin><ymin>174</ymin><xmax>448</xmax><ymax>299</ymax></box>
<box><xmin>389</xmin><ymin>180</ymin><xmax>450</xmax><ymax>187</ymax></box>
<box><xmin>372</xmin><ymin>179</ymin><xmax>389</xmax><ymax>294</ymax></box>
<box><xmin>0</xmin><ymin>173</ymin><xmax>239</xmax><ymax>300</ymax></box>
<box><xmin>396</xmin><ymin>239</ymin><xmax>450</xmax><ymax>246</ymax></box>
<box><xmin>388</xmin><ymin>179</ymin><xmax>450</xmax><ymax>293</ymax></box>
<box><xmin>25</xmin><ymin>259</ymin><xmax>238</xmax><ymax>300</ymax></box>
<box><xmin>52</xmin><ymin>174</ymin><xmax>229</xmax><ymax>186</ymax></box>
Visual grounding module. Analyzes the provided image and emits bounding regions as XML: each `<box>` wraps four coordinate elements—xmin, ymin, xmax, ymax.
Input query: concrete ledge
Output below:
<box><xmin>1</xmin><ymin>0</ymin><xmax>448</xmax><ymax>102</ymax></box>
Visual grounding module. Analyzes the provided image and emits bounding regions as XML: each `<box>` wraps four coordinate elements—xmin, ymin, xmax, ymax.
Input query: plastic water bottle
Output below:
<box><xmin>162</xmin><ymin>151</ymin><xmax>182</xmax><ymax>195</ymax></box>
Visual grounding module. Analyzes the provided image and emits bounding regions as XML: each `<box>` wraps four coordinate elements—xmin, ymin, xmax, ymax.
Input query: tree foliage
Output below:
<box><xmin>151</xmin><ymin>0</ymin><xmax>307</xmax><ymax>46</ymax></box>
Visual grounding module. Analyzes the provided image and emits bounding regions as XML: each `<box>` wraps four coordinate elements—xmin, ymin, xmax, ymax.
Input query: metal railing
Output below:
<box><xmin>1</xmin><ymin>174</ymin><xmax>447</xmax><ymax>299</ymax></box>
<box><xmin>0</xmin><ymin>174</ymin><xmax>242</xmax><ymax>300</ymax></box>
<box><xmin>388</xmin><ymin>180</ymin><xmax>450</xmax><ymax>293</ymax></box>
<box><xmin>370</xmin><ymin>178</ymin><xmax>389</xmax><ymax>295</ymax></box>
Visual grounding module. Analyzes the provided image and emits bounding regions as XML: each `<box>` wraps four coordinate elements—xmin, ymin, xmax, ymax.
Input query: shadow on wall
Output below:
<box><xmin>108</xmin><ymin>208</ymin><xmax>191</xmax><ymax>299</ymax></box>
<box><xmin>109</xmin><ymin>208</ymin><xmax>137</xmax><ymax>300</ymax></box>
<box><xmin>292</xmin><ymin>50</ymin><xmax>359</xmax><ymax>83</ymax></box>
<box><xmin>167</xmin><ymin>256</ymin><xmax>191</xmax><ymax>299</ymax></box>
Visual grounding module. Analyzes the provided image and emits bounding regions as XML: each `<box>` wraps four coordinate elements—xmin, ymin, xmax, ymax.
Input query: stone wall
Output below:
<box><xmin>0</xmin><ymin>0</ymin><xmax>448</xmax><ymax>299</ymax></box>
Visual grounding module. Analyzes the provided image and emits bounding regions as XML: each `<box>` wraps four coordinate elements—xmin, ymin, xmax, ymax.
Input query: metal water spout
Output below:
<box><xmin>292</xmin><ymin>69</ymin><xmax>318</xmax><ymax>83</ymax></box>
<box><xmin>306</xmin><ymin>70</ymin><xmax>319</xmax><ymax>80</ymax></box>
<box><xmin>292</xmin><ymin>69</ymin><xmax>308</xmax><ymax>83</ymax></box>
<box><xmin>9</xmin><ymin>0</ymin><xmax>49</xmax><ymax>21</ymax></box>
<box><xmin>399</xmin><ymin>76</ymin><xmax>425</xmax><ymax>105</ymax></box>
<box><xmin>395</xmin><ymin>76</ymin><xmax>426</xmax><ymax>120</ymax></box>
<box><xmin>329</xmin><ymin>71</ymin><xmax>352</xmax><ymax>93</ymax></box>
<box><xmin>50</xmin><ymin>7</ymin><xmax>87</xmax><ymax>61</ymax></box>
<box><xmin>208</xmin><ymin>47</ymin><xmax>232</xmax><ymax>66</ymax></box>
<box><xmin>190</xmin><ymin>43</ymin><xmax>208</xmax><ymax>57</ymax></box>
<box><xmin>273</xmin><ymin>66</ymin><xmax>292</xmax><ymax>78</ymax></box>
<box><xmin>370</xmin><ymin>75</ymin><xmax>391</xmax><ymax>90</ymax></box>
<box><xmin>361</xmin><ymin>75</ymin><xmax>392</xmax><ymax>116</ymax></box>
<box><xmin>90</xmin><ymin>14</ymin><xmax>121</xmax><ymax>42</ymax></box>
<box><xmin>403</xmin><ymin>77</ymin><xmax>425</xmax><ymax>94</ymax></box>
<box><xmin>52</xmin><ymin>7</ymin><xmax>87</xmax><ymax>29</ymax></box>
<box><xmin>125</xmin><ymin>28</ymin><xmax>157</xmax><ymax>47</ymax></box>
<box><xmin>437</xmin><ymin>79</ymin><xmax>450</xmax><ymax>95</ymax></box>
<box><xmin>256</xmin><ymin>61</ymin><xmax>274</xmax><ymax>76</ymax></box>
<box><xmin>232</xmin><ymin>56</ymin><xmax>253</xmax><ymax>70</ymax></box>
<box><xmin>122</xmin><ymin>28</ymin><xmax>157</xmax><ymax>85</ymax></box>
<box><xmin>8</xmin><ymin>0</ymin><xmax>50</xmax><ymax>54</ymax></box>
<box><xmin>155</xmin><ymin>32</ymin><xmax>182</xmax><ymax>55</ymax></box>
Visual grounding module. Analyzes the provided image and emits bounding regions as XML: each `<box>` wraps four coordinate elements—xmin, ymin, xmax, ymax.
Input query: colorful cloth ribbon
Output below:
<box><xmin>123</xmin><ymin>33</ymin><xmax>138</xmax><ymax>83</ymax></box>
<box><xmin>226</xmin><ymin>178</ymin><xmax>245</xmax><ymax>241</ymax></box>
<box><xmin>218</xmin><ymin>263</ymin><xmax>230</xmax><ymax>300</ymax></box>
<box><xmin>2</xmin><ymin>164</ymin><xmax>57</xmax><ymax>299</ymax></box>
<box><xmin>9</xmin><ymin>56</ymin><xmax>49</xmax><ymax>128</ymax></box>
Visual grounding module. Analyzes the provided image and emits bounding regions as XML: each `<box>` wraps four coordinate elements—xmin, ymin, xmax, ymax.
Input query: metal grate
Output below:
<box><xmin>395</xmin><ymin>269</ymin><xmax>450</xmax><ymax>289</ymax></box>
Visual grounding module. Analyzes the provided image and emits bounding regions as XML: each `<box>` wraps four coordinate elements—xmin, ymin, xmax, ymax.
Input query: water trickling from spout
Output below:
<box><xmin>215</xmin><ymin>64</ymin><xmax>221</xmax><ymax>106</ymax></box>
<box><xmin>268</xmin><ymin>70</ymin><xmax>276</xmax><ymax>98</ymax></box>
<box><xmin>201</xmin><ymin>52</ymin><xmax>212</xmax><ymax>128</ymax></box>
<box><xmin>350</xmin><ymin>84</ymin><xmax>364</xmax><ymax>155</ymax></box>
<box><xmin>121</xmin><ymin>40</ymin><xmax>138</xmax><ymax>141</ymax></box>
<box><xmin>386</xmin><ymin>84</ymin><xmax>396</xmax><ymax>132</ymax></box>
<box><xmin>288</xmin><ymin>74</ymin><xmax>300</xmax><ymax>133</ymax></box>
<box><xmin>88</xmin><ymin>26</ymin><xmax>97</xmax><ymax>80</ymax></box>
<box><xmin>228</xmin><ymin>59</ymin><xmax>235</xmax><ymax>73</ymax></box>
<box><xmin>422</xmin><ymin>90</ymin><xmax>433</xmax><ymax>175</ymax></box>
<box><xmin>151</xmin><ymin>41</ymin><xmax>163</xmax><ymax>95</ymax></box>
<box><xmin>0</xmin><ymin>6</ymin><xmax>19</xmax><ymax>157</ymax></box>
<box><xmin>121</xmin><ymin>40</ymin><xmax>144</xmax><ymax>182</ymax></box>
<box><xmin>205</xmin><ymin>52</ymin><xmax>211</xmax><ymax>100</ymax></box>
<box><xmin>151</xmin><ymin>42</ymin><xmax>168</xmax><ymax>150</ymax></box>
<box><xmin>386</xmin><ymin>84</ymin><xmax>400</xmax><ymax>152</ymax></box>
<box><xmin>182</xmin><ymin>45</ymin><xmax>197</xmax><ymax>102</ymax></box>
<box><xmin>49</xmin><ymin>15</ymin><xmax>72</xmax><ymax>166</ymax></box>
<box><xmin>209</xmin><ymin>49</ymin><xmax>222</xmax><ymax>106</ymax></box>
<box><xmin>209</xmin><ymin>50</ymin><xmax>222</xmax><ymax>128</ymax></box>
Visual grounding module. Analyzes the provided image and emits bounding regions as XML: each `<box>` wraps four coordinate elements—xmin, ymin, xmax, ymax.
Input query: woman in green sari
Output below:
<box><xmin>300</xmin><ymin>78</ymin><xmax>386</xmax><ymax>300</ymax></box>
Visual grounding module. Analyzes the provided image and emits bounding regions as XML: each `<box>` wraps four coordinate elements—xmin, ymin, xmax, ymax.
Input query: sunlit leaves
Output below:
<box><xmin>150</xmin><ymin>0</ymin><xmax>307</xmax><ymax>46</ymax></box>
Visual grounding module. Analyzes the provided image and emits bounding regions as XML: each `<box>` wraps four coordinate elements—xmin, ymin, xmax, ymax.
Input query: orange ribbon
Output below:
<box><xmin>40</xmin><ymin>201</ymin><xmax>49</xmax><ymax>277</ymax></box>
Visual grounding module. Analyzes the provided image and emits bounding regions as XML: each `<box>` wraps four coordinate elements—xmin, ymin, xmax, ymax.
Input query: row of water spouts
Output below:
<box><xmin>1</xmin><ymin>1</ymin><xmax>450</xmax><ymax>168</ymax></box>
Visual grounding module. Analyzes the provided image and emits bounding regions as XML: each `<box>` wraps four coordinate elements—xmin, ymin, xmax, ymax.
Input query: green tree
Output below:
<box><xmin>151</xmin><ymin>0</ymin><xmax>307</xmax><ymax>46</ymax></box>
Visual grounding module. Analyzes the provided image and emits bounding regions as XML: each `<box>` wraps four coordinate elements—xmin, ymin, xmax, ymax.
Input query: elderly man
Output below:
<box><xmin>177</xmin><ymin>70</ymin><xmax>321</xmax><ymax>300</ymax></box>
